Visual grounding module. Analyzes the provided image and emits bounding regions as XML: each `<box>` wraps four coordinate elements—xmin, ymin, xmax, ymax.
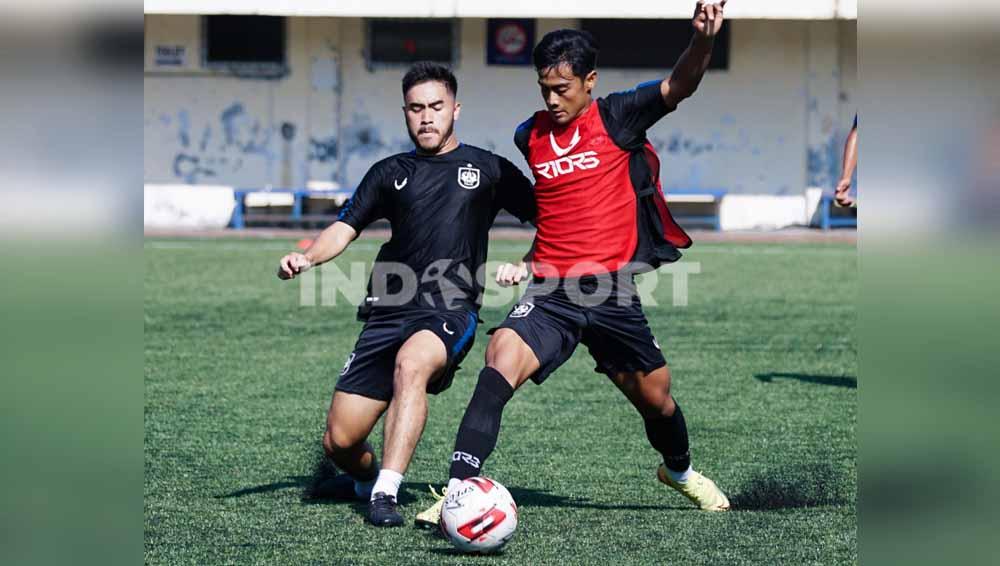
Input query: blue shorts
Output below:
<box><xmin>334</xmin><ymin>308</ymin><xmax>478</xmax><ymax>401</ymax></box>
<box><xmin>491</xmin><ymin>275</ymin><xmax>666</xmax><ymax>384</ymax></box>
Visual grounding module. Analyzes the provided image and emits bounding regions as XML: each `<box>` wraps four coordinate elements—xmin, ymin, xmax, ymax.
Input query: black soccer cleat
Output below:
<box><xmin>367</xmin><ymin>492</ymin><xmax>404</xmax><ymax>527</ymax></box>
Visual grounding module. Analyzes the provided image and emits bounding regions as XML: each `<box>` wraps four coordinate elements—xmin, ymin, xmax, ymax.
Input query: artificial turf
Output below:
<box><xmin>144</xmin><ymin>237</ymin><xmax>856</xmax><ymax>565</ymax></box>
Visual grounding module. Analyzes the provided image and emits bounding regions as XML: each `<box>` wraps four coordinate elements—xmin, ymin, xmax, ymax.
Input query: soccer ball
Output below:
<box><xmin>440</xmin><ymin>477</ymin><xmax>518</xmax><ymax>553</ymax></box>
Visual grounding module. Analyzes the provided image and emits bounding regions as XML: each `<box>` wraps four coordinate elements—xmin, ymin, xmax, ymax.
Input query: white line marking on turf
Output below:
<box><xmin>145</xmin><ymin>241</ymin><xmax>854</xmax><ymax>256</ymax></box>
<box><xmin>691</xmin><ymin>246</ymin><xmax>856</xmax><ymax>256</ymax></box>
<box><xmin>145</xmin><ymin>241</ymin><xmax>383</xmax><ymax>252</ymax></box>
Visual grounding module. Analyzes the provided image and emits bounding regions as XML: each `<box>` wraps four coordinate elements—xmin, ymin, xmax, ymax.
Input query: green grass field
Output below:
<box><xmin>144</xmin><ymin>237</ymin><xmax>857</xmax><ymax>565</ymax></box>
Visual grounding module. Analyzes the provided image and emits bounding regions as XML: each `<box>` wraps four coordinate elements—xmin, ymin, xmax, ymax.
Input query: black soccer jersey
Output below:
<box><xmin>338</xmin><ymin>143</ymin><xmax>535</xmax><ymax>318</ymax></box>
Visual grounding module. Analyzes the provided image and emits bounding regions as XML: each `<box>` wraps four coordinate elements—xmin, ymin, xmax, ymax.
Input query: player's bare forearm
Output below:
<box><xmin>662</xmin><ymin>37</ymin><xmax>714</xmax><ymax>106</ymax></box>
<box><xmin>661</xmin><ymin>0</ymin><xmax>725</xmax><ymax>109</ymax></box>
<box><xmin>303</xmin><ymin>221</ymin><xmax>357</xmax><ymax>267</ymax></box>
<box><xmin>839</xmin><ymin>127</ymin><xmax>858</xmax><ymax>183</ymax></box>
<box><xmin>277</xmin><ymin>221</ymin><xmax>357</xmax><ymax>280</ymax></box>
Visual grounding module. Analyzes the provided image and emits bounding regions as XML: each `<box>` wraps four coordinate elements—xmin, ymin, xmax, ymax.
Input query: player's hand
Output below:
<box><xmin>834</xmin><ymin>179</ymin><xmax>854</xmax><ymax>207</ymax></box>
<box><xmin>277</xmin><ymin>252</ymin><xmax>312</xmax><ymax>280</ymax></box>
<box><xmin>496</xmin><ymin>262</ymin><xmax>529</xmax><ymax>287</ymax></box>
<box><xmin>693</xmin><ymin>0</ymin><xmax>727</xmax><ymax>39</ymax></box>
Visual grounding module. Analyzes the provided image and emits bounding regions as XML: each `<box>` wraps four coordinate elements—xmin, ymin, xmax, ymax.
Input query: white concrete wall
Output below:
<box><xmin>145</xmin><ymin>0</ymin><xmax>858</xmax><ymax>20</ymax></box>
<box><xmin>144</xmin><ymin>16</ymin><xmax>857</xmax><ymax>195</ymax></box>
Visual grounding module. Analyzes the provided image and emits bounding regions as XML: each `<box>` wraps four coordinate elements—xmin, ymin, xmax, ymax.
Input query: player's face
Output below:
<box><xmin>403</xmin><ymin>81</ymin><xmax>461</xmax><ymax>154</ymax></box>
<box><xmin>537</xmin><ymin>63</ymin><xmax>597</xmax><ymax>126</ymax></box>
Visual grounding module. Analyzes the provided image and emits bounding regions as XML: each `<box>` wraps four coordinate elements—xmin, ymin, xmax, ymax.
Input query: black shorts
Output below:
<box><xmin>334</xmin><ymin>308</ymin><xmax>478</xmax><ymax>402</ymax></box>
<box><xmin>491</xmin><ymin>274</ymin><xmax>666</xmax><ymax>384</ymax></box>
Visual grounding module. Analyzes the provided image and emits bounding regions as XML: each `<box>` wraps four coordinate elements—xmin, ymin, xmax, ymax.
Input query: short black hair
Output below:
<box><xmin>532</xmin><ymin>29</ymin><xmax>599</xmax><ymax>78</ymax></box>
<box><xmin>401</xmin><ymin>62</ymin><xmax>458</xmax><ymax>97</ymax></box>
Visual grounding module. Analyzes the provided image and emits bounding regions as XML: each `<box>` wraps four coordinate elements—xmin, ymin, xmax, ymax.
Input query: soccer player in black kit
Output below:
<box><xmin>276</xmin><ymin>63</ymin><xmax>535</xmax><ymax>527</ymax></box>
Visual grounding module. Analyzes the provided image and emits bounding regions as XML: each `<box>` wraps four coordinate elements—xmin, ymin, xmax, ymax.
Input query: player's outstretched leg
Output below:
<box><xmin>609</xmin><ymin>364</ymin><xmax>729</xmax><ymax>511</ymax></box>
<box><xmin>319</xmin><ymin>392</ymin><xmax>386</xmax><ymax>501</ymax></box>
<box><xmin>368</xmin><ymin>330</ymin><xmax>448</xmax><ymax>527</ymax></box>
<box><xmin>415</xmin><ymin>329</ymin><xmax>537</xmax><ymax>528</ymax></box>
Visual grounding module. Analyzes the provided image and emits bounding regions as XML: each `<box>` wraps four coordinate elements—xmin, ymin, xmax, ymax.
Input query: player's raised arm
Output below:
<box><xmin>277</xmin><ymin>221</ymin><xmax>358</xmax><ymax>280</ymax></box>
<box><xmin>660</xmin><ymin>0</ymin><xmax>727</xmax><ymax>110</ymax></box>
<box><xmin>835</xmin><ymin>117</ymin><xmax>858</xmax><ymax>207</ymax></box>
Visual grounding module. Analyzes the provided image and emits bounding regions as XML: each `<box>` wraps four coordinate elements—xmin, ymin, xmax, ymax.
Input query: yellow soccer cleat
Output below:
<box><xmin>414</xmin><ymin>485</ymin><xmax>447</xmax><ymax>529</ymax></box>
<box><xmin>657</xmin><ymin>465</ymin><xmax>731</xmax><ymax>511</ymax></box>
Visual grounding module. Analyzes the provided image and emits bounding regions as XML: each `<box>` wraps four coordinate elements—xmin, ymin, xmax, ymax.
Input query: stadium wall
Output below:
<box><xmin>144</xmin><ymin>16</ymin><xmax>856</xmax><ymax>201</ymax></box>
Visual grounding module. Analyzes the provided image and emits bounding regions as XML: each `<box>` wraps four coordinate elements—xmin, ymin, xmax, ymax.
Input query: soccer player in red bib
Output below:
<box><xmin>418</xmin><ymin>1</ymin><xmax>730</xmax><ymax>527</ymax></box>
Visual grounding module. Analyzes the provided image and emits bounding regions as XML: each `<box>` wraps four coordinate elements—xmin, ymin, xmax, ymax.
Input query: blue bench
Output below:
<box><xmin>665</xmin><ymin>188</ymin><xmax>727</xmax><ymax>231</ymax></box>
<box><xmin>230</xmin><ymin>188</ymin><xmax>354</xmax><ymax>229</ymax></box>
<box><xmin>818</xmin><ymin>193</ymin><xmax>858</xmax><ymax>230</ymax></box>
<box><xmin>230</xmin><ymin>187</ymin><xmax>727</xmax><ymax>231</ymax></box>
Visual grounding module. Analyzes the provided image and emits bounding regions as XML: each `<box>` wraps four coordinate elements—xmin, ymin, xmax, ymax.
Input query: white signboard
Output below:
<box><xmin>155</xmin><ymin>45</ymin><xmax>186</xmax><ymax>67</ymax></box>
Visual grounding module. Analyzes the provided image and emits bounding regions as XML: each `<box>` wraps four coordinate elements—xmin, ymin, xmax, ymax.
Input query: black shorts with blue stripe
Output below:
<box><xmin>334</xmin><ymin>308</ymin><xmax>478</xmax><ymax>402</ymax></box>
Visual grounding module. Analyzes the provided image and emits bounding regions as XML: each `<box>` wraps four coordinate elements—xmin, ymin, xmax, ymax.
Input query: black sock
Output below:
<box><xmin>449</xmin><ymin>367</ymin><xmax>515</xmax><ymax>480</ymax></box>
<box><xmin>644</xmin><ymin>402</ymin><xmax>691</xmax><ymax>472</ymax></box>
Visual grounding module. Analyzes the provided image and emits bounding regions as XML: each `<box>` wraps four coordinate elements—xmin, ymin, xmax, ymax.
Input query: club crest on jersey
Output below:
<box><xmin>457</xmin><ymin>165</ymin><xmax>480</xmax><ymax>189</ymax></box>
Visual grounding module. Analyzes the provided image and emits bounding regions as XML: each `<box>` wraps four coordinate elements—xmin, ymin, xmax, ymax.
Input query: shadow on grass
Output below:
<box><xmin>427</xmin><ymin>547</ymin><xmax>512</xmax><ymax>558</ymax></box>
<box><xmin>216</xmin><ymin>454</ymin><xmax>424</xmax><ymax>507</ymax></box>
<box><xmin>505</xmin><ymin>486</ymin><xmax>684</xmax><ymax>511</ymax></box>
<box><xmin>218</xmin><ymin>453</ymin><xmax>686</xmax><ymax>512</ymax></box>
<box><xmin>755</xmin><ymin>372</ymin><xmax>857</xmax><ymax>389</ymax></box>
<box><xmin>730</xmin><ymin>461</ymin><xmax>853</xmax><ymax>511</ymax></box>
<box><xmin>218</xmin><ymin>477</ymin><xmax>313</xmax><ymax>499</ymax></box>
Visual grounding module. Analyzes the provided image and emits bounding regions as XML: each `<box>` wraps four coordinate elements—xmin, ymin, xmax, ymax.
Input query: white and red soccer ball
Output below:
<box><xmin>440</xmin><ymin>477</ymin><xmax>518</xmax><ymax>553</ymax></box>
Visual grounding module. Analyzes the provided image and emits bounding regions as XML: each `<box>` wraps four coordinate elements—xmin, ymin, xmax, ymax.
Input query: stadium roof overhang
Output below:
<box><xmin>143</xmin><ymin>0</ymin><xmax>857</xmax><ymax>20</ymax></box>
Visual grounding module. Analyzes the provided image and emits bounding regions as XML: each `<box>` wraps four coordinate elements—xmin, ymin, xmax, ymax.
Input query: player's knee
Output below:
<box><xmin>393</xmin><ymin>356</ymin><xmax>431</xmax><ymax>393</ymax></box>
<box><xmin>658</xmin><ymin>394</ymin><xmax>677</xmax><ymax>417</ymax></box>
<box><xmin>323</xmin><ymin>424</ymin><xmax>357</xmax><ymax>456</ymax></box>
<box><xmin>484</xmin><ymin>330</ymin><xmax>527</xmax><ymax>380</ymax></box>
<box><xmin>637</xmin><ymin>384</ymin><xmax>675</xmax><ymax>418</ymax></box>
<box><xmin>624</xmin><ymin>370</ymin><xmax>675</xmax><ymax>418</ymax></box>
<box><xmin>322</xmin><ymin>429</ymin><xmax>333</xmax><ymax>457</ymax></box>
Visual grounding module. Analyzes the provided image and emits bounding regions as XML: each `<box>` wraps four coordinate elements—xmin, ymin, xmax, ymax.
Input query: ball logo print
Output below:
<box><xmin>458</xmin><ymin>165</ymin><xmax>480</xmax><ymax>189</ymax></box>
<box><xmin>456</xmin><ymin>507</ymin><xmax>508</xmax><ymax>540</ymax></box>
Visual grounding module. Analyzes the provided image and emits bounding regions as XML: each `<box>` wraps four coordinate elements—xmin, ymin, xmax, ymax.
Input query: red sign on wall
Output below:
<box><xmin>487</xmin><ymin>19</ymin><xmax>535</xmax><ymax>66</ymax></box>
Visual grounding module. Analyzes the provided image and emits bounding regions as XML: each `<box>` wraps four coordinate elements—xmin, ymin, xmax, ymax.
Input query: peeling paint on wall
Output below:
<box><xmin>163</xmin><ymin>102</ymin><xmax>277</xmax><ymax>183</ymax></box>
<box><xmin>144</xmin><ymin>16</ymin><xmax>856</xmax><ymax>195</ymax></box>
<box><xmin>308</xmin><ymin>136</ymin><xmax>338</xmax><ymax>163</ymax></box>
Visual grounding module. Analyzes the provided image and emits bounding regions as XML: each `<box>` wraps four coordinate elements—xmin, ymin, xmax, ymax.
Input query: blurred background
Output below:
<box><xmin>1</xmin><ymin>0</ymin><xmax>998</xmax><ymax>563</ymax></box>
<box><xmin>141</xmin><ymin>0</ymin><xmax>858</xmax><ymax>233</ymax></box>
